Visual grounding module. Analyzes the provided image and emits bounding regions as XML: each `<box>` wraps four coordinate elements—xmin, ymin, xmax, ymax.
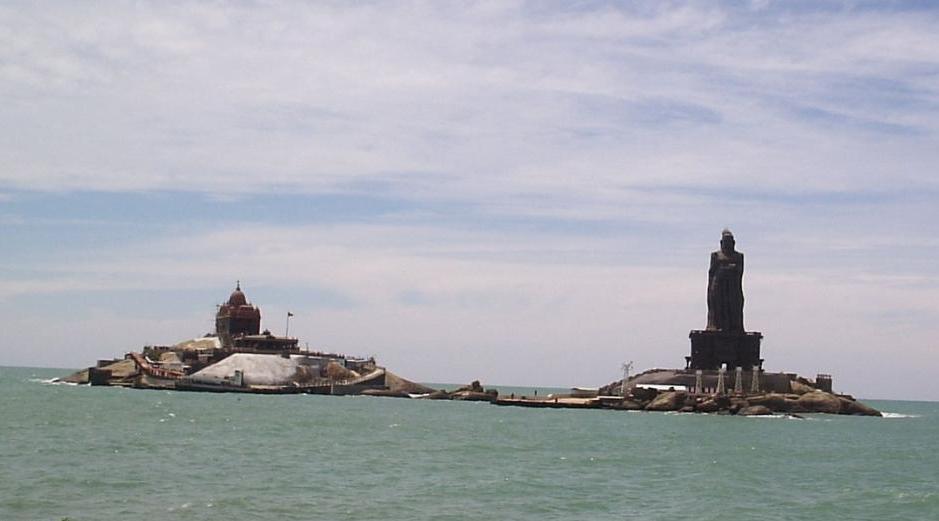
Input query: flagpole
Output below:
<box><xmin>285</xmin><ymin>311</ymin><xmax>292</xmax><ymax>338</ymax></box>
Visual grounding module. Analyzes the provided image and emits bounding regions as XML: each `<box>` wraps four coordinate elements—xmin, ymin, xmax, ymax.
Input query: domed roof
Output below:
<box><xmin>228</xmin><ymin>281</ymin><xmax>248</xmax><ymax>306</ymax></box>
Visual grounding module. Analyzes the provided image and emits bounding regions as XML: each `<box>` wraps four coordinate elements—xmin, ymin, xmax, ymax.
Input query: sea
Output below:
<box><xmin>1</xmin><ymin>366</ymin><xmax>937</xmax><ymax>521</ymax></box>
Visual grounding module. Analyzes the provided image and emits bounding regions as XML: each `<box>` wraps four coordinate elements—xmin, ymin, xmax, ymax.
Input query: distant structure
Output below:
<box><xmin>215</xmin><ymin>282</ymin><xmax>298</xmax><ymax>352</ymax></box>
<box><xmin>687</xmin><ymin>230</ymin><xmax>763</xmax><ymax>370</ymax></box>
<box><xmin>216</xmin><ymin>281</ymin><xmax>261</xmax><ymax>346</ymax></box>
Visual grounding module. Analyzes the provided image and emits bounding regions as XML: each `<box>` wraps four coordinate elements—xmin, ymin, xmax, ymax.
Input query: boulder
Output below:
<box><xmin>739</xmin><ymin>405</ymin><xmax>773</xmax><ymax>416</ymax></box>
<box><xmin>796</xmin><ymin>390</ymin><xmax>842</xmax><ymax>414</ymax></box>
<box><xmin>789</xmin><ymin>379</ymin><xmax>816</xmax><ymax>395</ymax></box>
<box><xmin>451</xmin><ymin>390</ymin><xmax>495</xmax><ymax>402</ymax></box>
<box><xmin>325</xmin><ymin>361</ymin><xmax>357</xmax><ymax>381</ymax></box>
<box><xmin>616</xmin><ymin>399</ymin><xmax>644</xmax><ymax>410</ymax></box>
<box><xmin>696</xmin><ymin>399</ymin><xmax>721</xmax><ymax>413</ymax></box>
<box><xmin>645</xmin><ymin>391</ymin><xmax>687</xmax><ymax>411</ymax></box>
<box><xmin>746</xmin><ymin>393</ymin><xmax>792</xmax><ymax>412</ymax></box>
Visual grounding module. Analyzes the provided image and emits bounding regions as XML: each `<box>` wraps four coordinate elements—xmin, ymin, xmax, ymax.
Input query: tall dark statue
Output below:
<box><xmin>706</xmin><ymin>229</ymin><xmax>745</xmax><ymax>332</ymax></box>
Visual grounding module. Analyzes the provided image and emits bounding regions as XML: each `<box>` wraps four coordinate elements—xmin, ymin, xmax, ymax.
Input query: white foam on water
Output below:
<box><xmin>881</xmin><ymin>412</ymin><xmax>921</xmax><ymax>419</ymax></box>
<box><xmin>30</xmin><ymin>377</ymin><xmax>80</xmax><ymax>386</ymax></box>
<box><xmin>745</xmin><ymin>414</ymin><xmax>784</xmax><ymax>419</ymax></box>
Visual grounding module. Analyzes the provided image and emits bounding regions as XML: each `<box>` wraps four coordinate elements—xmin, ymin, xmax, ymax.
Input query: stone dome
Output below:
<box><xmin>228</xmin><ymin>282</ymin><xmax>248</xmax><ymax>306</ymax></box>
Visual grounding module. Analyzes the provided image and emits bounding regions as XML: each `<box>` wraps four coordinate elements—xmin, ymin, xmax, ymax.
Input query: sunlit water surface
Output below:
<box><xmin>2</xmin><ymin>367</ymin><xmax>937</xmax><ymax>521</ymax></box>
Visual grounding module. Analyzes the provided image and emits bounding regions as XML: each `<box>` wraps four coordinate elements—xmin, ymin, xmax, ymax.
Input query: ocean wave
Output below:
<box><xmin>28</xmin><ymin>377</ymin><xmax>80</xmax><ymax>386</ymax></box>
<box><xmin>881</xmin><ymin>412</ymin><xmax>921</xmax><ymax>419</ymax></box>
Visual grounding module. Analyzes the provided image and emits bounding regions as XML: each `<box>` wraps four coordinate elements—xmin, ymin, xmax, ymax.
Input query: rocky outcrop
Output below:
<box><xmin>384</xmin><ymin>371</ymin><xmax>436</xmax><ymax>395</ymax></box>
<box><xmin>738</xmin><ymin>405</ymin><xmax>773</xmax><ymax>416</ymax></box>
<box><xmin>448</xmin><ymin>381</ymin><xmax>498</xmax><ymax>401</ymax></box>
<box><xmin>419</xmin><ymin>390</ymin><xmax>452</xmax><ymax>400</ymax></box>
<box><xmin>616</xmin><ymin>399</ymin><xmax>644</xmax><ymax>410</ymax></box>
<box><xmin>361</xmin><ymin>389</ymin><xmax>410</xmax><ymax>398</ymax></box>
<box><xmin>451</xmin><ymin>390</ymin><xmax>496</xmax><ymax>401</ymax></box>
<box><xmin>838</xmin><ymin>396</ymin><xmax>882</xmax><ymax>416</ymax></box>
<box><xmin>747</xmin><ymin>393</ymin><xmax>795</xmax><ymax>412</ymax></box>
<box><xmin>614</xmin><ymin>388</ymin><xmax>881</xmax><ymax>417</ymax></box>
<box><xmin>794</xmin><ymin>390</ymin><xmax>843</xmax><ymax>414</ymax></box>
<box><xmin>695</xmin><ymin>398</ymin><xmax>721</xmax><ymax>413</ymax></box>
<box><xmin>325</xmin><ymin>361</ymin><xmax>358</xmax><ymax>381</ymax></box>
<box><xmin>59</xmin><ymin>359</ymin><xmax>139</xmax><ymax>385</ymax></box>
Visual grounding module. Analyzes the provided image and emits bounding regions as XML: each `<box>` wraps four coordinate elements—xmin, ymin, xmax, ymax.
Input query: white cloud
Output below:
<box><xmin>2</xmin><ymin>2</ymin><xmax>938</xmax><ymax>201</ymax></box>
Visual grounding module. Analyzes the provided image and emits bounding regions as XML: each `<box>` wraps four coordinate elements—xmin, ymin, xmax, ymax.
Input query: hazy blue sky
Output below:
<box><xmin>2</xmin><ymin>1</ymin><xmax>939</xmax><ymax>399</ymax></box>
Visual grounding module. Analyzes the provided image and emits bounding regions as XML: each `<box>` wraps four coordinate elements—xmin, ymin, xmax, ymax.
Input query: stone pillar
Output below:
<box><xmin>694</xmin><ymin>370</ymin><xmax>703</xmax><ymax>395</ymax></box>
<box><xmin>750</xmin><ymin>365</ymin><xmax>761</xmax><ymax>394</ymax></box>
<box><xmin>716</xmin><ymin>366</ymin><xmax>726</xmax><ymax>395</ymax></box>
<box><xmin>734</xmin><ymin>366</ymin><xmax>743</xmax><ymax>394</ymax></box>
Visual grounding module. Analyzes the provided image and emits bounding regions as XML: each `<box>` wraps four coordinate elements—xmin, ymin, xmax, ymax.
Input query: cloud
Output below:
<box><xmin>2</xmin><ymin>1</ymin><xmax>939</xmax><ymax>201</ymax></box>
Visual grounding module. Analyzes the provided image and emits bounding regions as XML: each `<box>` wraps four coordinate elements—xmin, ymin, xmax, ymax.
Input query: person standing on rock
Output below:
<box><xmin>707</xmin><ymin>229</ymin><xmax>745</xmax><ymax>332</ymax></box>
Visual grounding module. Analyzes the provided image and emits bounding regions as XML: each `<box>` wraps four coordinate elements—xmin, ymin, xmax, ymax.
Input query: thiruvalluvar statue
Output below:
<box><xmin>706</xmin><ymin>229</ymin><xmax>745</xmax><ymax>332</ymax></box>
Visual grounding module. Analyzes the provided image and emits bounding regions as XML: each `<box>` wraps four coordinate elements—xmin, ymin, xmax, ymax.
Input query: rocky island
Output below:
<box><xmin>494</xmin><ymin>229</ymin><xmax>881</xmax><ymax>416</ymax></box>
<box><xmin>59</xmin><ymin>230</ymin><xmax>881</xmax><ymax>416</ymax></box>
<box><xmin>60</xmin><ymin>282</ymin><xmax>434</xmax><ymax>396</ymax></box>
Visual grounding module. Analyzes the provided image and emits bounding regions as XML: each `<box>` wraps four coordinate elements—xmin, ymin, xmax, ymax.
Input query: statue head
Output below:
<box><xmin>720</xmin><ymin>229</ymin><xmax>735</xmax><ymax>253</ymax></box>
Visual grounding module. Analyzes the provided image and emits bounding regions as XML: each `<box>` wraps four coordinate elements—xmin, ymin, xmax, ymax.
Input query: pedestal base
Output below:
<box><xmin>686</xmin><ymin>330</ymin><xmax>763</xmax><ymax>370</ymax></box>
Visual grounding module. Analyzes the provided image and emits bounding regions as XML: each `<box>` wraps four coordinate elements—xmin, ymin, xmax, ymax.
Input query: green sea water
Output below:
<box><xmin>1</xmin><ymin>366</ymin><xmax>937</xmax><ymax>521</ymax></box>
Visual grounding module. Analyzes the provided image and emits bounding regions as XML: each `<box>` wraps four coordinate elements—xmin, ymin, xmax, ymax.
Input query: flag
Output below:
<box><xmin>287</xmin><ymin>311</ymin><xmax>294</xmax><ymax>317</ymax></box>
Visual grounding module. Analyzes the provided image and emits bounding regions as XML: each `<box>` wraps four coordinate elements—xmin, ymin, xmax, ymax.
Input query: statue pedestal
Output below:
<box><xmin>686</xmin><ymin>330</ymin><xmax>763</xmax><ymax>370</ymax></box>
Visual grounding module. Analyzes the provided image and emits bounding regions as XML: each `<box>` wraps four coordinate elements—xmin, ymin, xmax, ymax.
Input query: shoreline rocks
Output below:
<box><xmin>631</xmin><ymin>389</ymin><xmax>880</xmax><ymax>416</ymax></box>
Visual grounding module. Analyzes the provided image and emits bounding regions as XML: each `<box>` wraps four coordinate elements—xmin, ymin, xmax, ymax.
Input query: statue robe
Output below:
<box><xmin>706</xmin><ymin>249</ymin><xmax>744</xmax><ymax>332</ymax></box>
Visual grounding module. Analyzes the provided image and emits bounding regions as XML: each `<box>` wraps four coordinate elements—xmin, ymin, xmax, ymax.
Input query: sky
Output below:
<box><xmin>2</xmin><ymin>1</ymin><xmax>938</xmax><ymax>400</ymax></box>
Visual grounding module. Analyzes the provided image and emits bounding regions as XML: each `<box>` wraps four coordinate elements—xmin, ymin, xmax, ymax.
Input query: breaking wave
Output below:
<box><xmin>28</xmin><ymin>377</ymin><xmax>80</xmax><ymax>386</ymax></box>
<box><xmin>881</xmin><ymin>412</ymin><xmax>921</xmax><ymax>419</ymax></box>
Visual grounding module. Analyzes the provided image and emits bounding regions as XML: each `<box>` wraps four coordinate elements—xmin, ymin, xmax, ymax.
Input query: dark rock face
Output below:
<box><xmin>630</xmin><ymin>387</ymin><xmax>659</xmax><ymax>402</ymax></box>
